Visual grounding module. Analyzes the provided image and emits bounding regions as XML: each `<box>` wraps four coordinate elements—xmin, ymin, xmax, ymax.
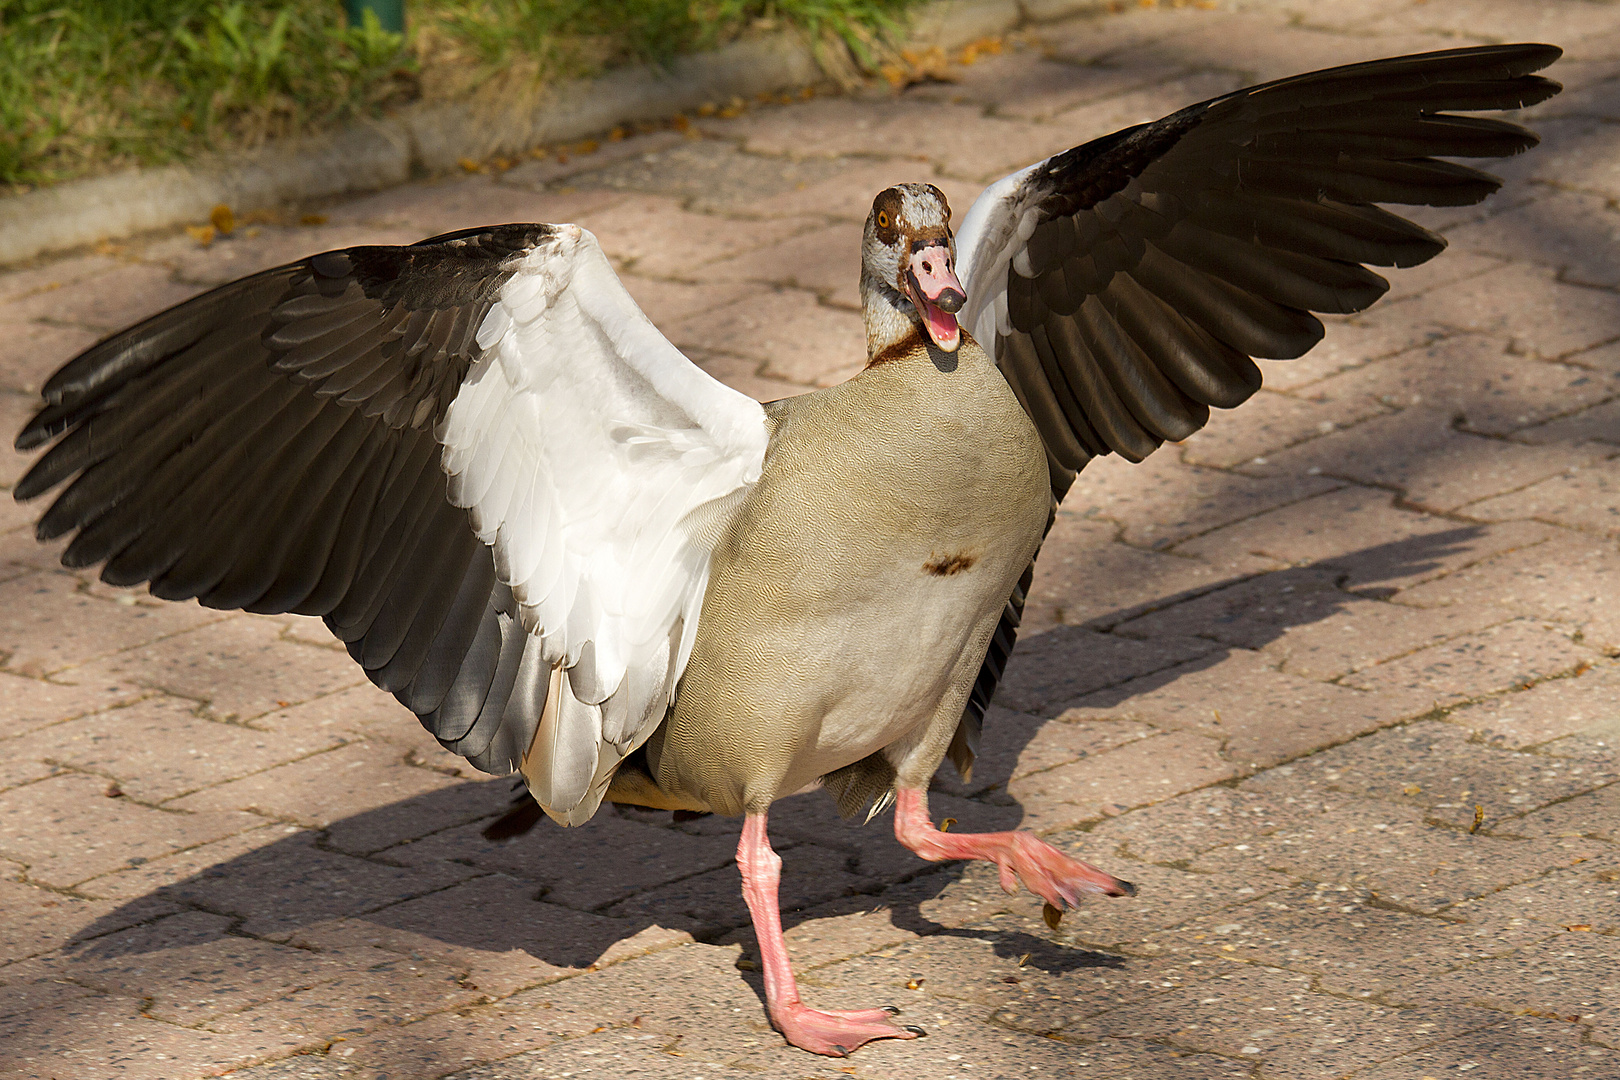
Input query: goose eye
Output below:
<box><xmin>876</xmin><ymin>211</ymin><xmax>890</xmax><ymax>229</ymax></box>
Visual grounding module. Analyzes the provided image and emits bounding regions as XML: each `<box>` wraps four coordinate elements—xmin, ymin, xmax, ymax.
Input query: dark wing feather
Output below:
<box><xmin>952</xmin><ymin>43</ymin><xmax>1561</xmax><ymax>780</ymax></box>
<box><xmin>13</xmin><ymin>223</ymin><xmax>559</xmax><ymax>775</ymax></box>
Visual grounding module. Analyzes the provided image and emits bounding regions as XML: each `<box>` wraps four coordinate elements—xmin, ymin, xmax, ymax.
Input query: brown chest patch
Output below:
<box><xmin>924</xmin><ymin>551</ymin><xmax>977</xmax><ymax>576</ymax></box>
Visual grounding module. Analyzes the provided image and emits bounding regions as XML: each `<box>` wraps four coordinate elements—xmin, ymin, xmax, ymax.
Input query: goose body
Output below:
<box><xmin>12</xmin><ymin>43</ymin><xmax>1562</xmax><ymax>1057</ymax></box>
<box><xmin>650</xmin><ymin>331</ymin><xmax>1050</xmax><ymax>817</ymax></box>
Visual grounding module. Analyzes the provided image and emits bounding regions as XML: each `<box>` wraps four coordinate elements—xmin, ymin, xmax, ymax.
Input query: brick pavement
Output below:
<box><xmin>1</xmin><ymin>2</ymin><xmax>1618</xmax><ymax>1077</ymax></box>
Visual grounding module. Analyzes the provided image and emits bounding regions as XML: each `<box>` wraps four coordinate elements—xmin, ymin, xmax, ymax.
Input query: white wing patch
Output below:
<box><xmin>439</xmin><ymin>226</ymin><xmax>769</xmax><ymax>824</ymax></box>
<box><xmin>954</xmin><ymin>162</ymin><xmax>1043</xmax><ymax>354</ymax></box>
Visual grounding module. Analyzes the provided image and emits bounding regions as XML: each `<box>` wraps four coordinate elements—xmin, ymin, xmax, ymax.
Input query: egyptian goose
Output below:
<box><xmin>13</xmin><ymin>44</ymin><xmax>1559</xmax><ymax>1056</ymax></box>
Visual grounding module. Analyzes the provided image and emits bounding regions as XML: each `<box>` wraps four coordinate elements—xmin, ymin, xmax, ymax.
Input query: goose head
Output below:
<box><xmin>860</xmin><ymin>184</ymin><xmax>966</xmax><ymax>360</ymax></box>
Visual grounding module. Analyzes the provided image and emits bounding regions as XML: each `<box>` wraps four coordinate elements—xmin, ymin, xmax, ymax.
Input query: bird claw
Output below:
<box><xmin>771</xmin><ymin>1002</ymin><xmax>923</xmax><ymax>1057</ymax></box>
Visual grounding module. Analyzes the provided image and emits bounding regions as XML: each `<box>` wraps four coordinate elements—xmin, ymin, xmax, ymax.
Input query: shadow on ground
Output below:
<box><xmin>66</xmin><ymin>525</ymin><xmax>1488</xmax><ymax>987</ymax></box>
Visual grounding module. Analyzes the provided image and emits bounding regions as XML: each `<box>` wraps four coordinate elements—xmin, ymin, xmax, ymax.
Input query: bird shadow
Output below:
<box><xmin>67</xmin><ymin>524</ymin><xmax>1487</xmax><ymax>986</ymax></box>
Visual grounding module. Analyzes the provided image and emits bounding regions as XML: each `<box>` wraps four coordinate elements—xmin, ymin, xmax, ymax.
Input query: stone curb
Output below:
<box><xmin>0</xmin><ymin>0</ymin><xmax>1105</xmax><ymax>268</ymax></box>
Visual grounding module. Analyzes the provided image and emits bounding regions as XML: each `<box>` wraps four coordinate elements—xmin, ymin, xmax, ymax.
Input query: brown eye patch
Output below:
<box><xmin>871</xmin><ymin>189</ymin><xmax>903</xmax><ymax>244</ymax></box>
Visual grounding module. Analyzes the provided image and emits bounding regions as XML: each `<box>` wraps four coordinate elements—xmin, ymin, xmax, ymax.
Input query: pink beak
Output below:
<box><xmin>905</xmin><ymin>243</ymin><xmax>965</xmax><ymax>353</ymax></box>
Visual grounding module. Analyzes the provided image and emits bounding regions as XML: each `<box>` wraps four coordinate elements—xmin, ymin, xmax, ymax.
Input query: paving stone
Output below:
<box><xmin>1087</xmin><ymin>785</ymin><xmax>1312</xmax><ymax>867</ymax></box>
<box><xmin>1311</xmin><ymin>335</ymin><xmax>1620</xmax><ymax>437</ymax></box>
<box><xmin>948</xmin><ymin>46</ymin><xmax>1183</xmax><ymax>122</ymax></box>
<box><xmin>688</xmin><ymin>220</ymin><xmax>864</xmax><ymax>309</ymax></box>
<box><xmin>1080</xmin><ymin>9</ymin><xmax>1452</xmax><ymax>86</ymax></box>
<box><xmin>807</xmin><ymin>928</ymin><xmax>1224</xmax><ymax>1031</ymax></box>
<box><xmin>324</xmin><ymin>174</ymin><xmax>623</xmax><ymax>242</ymax></box>
<box><xmin>666</xmin><ymin>285</ymin><xmax>865</xmax><ymax>388</ymax></box>
<box><xmin>0</xmin><ymin>667</ymin><xmax>147</xmax><ymax>742</ymax></box>
<box><xmin>1248</xmin><ymin>406</ymin><xmax>1612</xmax><ymax>512</ymax></box>
<box><xmin>1463</xmin><ymin>452</ymin><xmax>1620</xmax><ymax>538</ymax></box>
<box><xmin>115</xmin><ymin>829</ymin><xmax>475</xmax><ymax>941</ymax></box>
<box><xmin>705</xmin><ymin>96</ymin><xmax>1063</xmax><ymax>183</ymax></box>
<box><xmin>0</xmin><ymin>992</ymin><xmax>284</xmax><ymax>1080</ymax></box>
<box><xmin>1341</xmin><ymin>618</ymin><xmax>1594</xmax><ymax>706</ymax></box>
<box><xmin>1353</xmin><ymin>1015</ymin><xmax>1618</xmax><ymax>1080</ymax></box>
<box><xmin>1359</xmin><ymin>263</ymin><xmax>1620</xmax><ymax>363</ymax></box>
<box><xmin>1357</xmin><ymin>0</ymin><xmax>1620</xmax><ymax>48</ymax></box>
<box><xmin>1241</xmin><ymin>719</ymin><xmax>1620</xmax><ymax>832</ymax></box>
<box><xmin>1021</xmin><ymin>70</ymin><xmax>1248</xmax><ymax>170</ymax></box>
<box><xmin>1221</xmin><ymin>788</ymin><xmax>1605</xmax><ymax>915</ymax></box>
<box><xmin>172</xmin><ymin>741</ymin><xmax>496</xmax><ymax>852</ymax></box>
<box><xmin>1117</xmin><ymin>565</ymin><xmax>1507</xmax><ymax>680</ymax></box>
<box><xmin>1383</xmin><ymin>931</ymin><xmax>1620</xmax><ymax>1048</ymax></box>
<box><xmin>205</xmin><ymin>950</ymin><xmax>483</xmax><ymax>1051</ymax></box>
<box><xmin>1515</xmin><ymin>396</ymin><xmax>1620</xmax><ymax>449</ymax></box>
<box><xmin>932</xmin><ymin>710</ymin><xmax>1157</xmax><ymax>805</ymax></box>
<box><xmin>615</xmin><ymin>274</ymin><xmax>759</xmax><ymax>331</ymax></box>
<box><xmin>380</xmin><ymin>809</ymin><xmax>739</xmax><ymax>911</ymax></box>
<box><xmin>0</xmin><ymin>251</ymin><xmax>127</xmax><ymax>306</ymax></box>
<box><xmin>1059</xmin><ymin>648</ymin><xmax>1430</xmax><ymax>769</ymax></box>
<box><xmin>4</xmin><ymin>260</ymin><xmax>201</xmax><ymax>332</ymax></box>
<box><xmin>0</xmin><ymin>571</ymin><xmax>230</xmax><ymax>677</ymax></box>
<box><xmin>0</xmin><ymin>958</ymin><xmax>99</xmax><ymax>1024</ymax></box>
<box><xmin>1450</xmin><ymin>190</ymin><xmax>1620</xmax><ymax>290</ymax></box>
<box><xmin>1060</xmin><ymin>964</ymin><xmax>1503</xmax><ymax>1080</ymax></box>
<box><xmin>1445</xmin><ymin>848</ymin><xmax>1620</xmax><ymax>936</ymax></box>
<box><xmin>0</xmin><ymin>873</ymin><xmax>179</xmax><ymax>965</ymax></box>
<box><xmin>34</xmin><ymin>909</ymin><xmax>351</xmax><ymax>1026</ymax></box>
<box><xmin>993</xmin><ymin>626</ymin><xmax>1215</xmax><ymax>715</ymax></box>
<box><xmin>252</xmin><ymin>679</ymin><xmax>423</xmax><ymax>742</ymax></box>
<box><xmin>145</xmin><ymin>221</ymin><xmax>422</xmax><ymax>289</ymax></box>
<box><xmin>1510</xmin><ymin>780</ymin><xmax>1620</xmax><ymax>844</ymax></box>
<box><xmin>1257</xmin><ymin>314</ymin><xmax>1457</xmax><ymax>393</ymax></box>
<box><xmin>1009</xmin><ymin>729</ymin><xmax>1240</xmax><ymax>833</ymax></box>
<box><xmin>1023</xmin><ymin>514</ymin><xmax>1285</xmax><ymax>634</ymax></box>
<box><xmin>27</xmin><ymin>695</ymin><xmax>347</xmax><ymax>803</ymax></box>
<box><xmin>88</xmin><ymin>613</ymin><xmax>365</xmax><ymax>722</ymax></box>
<box><xmin>1180</xmin><ymin>385</ymin><xmax>1390</xmax><ymax>470</ymax></box>
<box><xmin>1065</xmin><ymin>449</ymin><xmax>1341</xmax><ymax>550</ymax></box>
<box><xmin>1392</xmin><ymin>529</ymin><xmax>1620</xmax><ymax>653</ymax></box>
<box><xmin>74</xmin><ymin>823</ymin><xmax>289</xmax><ymax>902</ymax></box>
<box><xmin>744</xmin><ymin>157</ymin><xmax>948</xmax><ymax>222</ymax></box>
<box><xmin>1446</xmin><ymin>660</ymin><xmax>1620</xmax><ymax>749</ymax></box>
<box><xmin>0</xmin><ymin>771</ymin><xmax>260</xmax><ymax>888</ymax></box>
<box><xmin>1177</xmin><ymin>485</ymin><xmax>1554</xmax><ymax>595</ymax></box>
<box><xmin>1138</xmin><ymin>882</ymin><xmax>1552</xmax><ymax>1000</ymax></box>
<box><xmin>0</xmin><ymin>320</ymin><xmax>98</xmax><ymax>396</ymax></box>
<box><xmin>575</xmin><ymin>193</ymin><xmax>818</xmax><ymax>278</ymax></box>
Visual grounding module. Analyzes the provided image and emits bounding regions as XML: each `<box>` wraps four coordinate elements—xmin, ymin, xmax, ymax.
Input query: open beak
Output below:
<box><xmin>904</xmin><ymin>243</ymin><xmax>965</xmax><ymax>353</ymax></box>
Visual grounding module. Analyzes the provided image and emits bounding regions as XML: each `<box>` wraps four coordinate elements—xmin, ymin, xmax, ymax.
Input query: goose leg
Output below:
<box><xmin>893</xmin><ymin>787</ymin><xmax>1135</xmax><ymax>912</ymax></box>
<box><xmin>738</xmin><ymin>813</ymin><xmax>922</xmax><ymax>1056</ymax></box>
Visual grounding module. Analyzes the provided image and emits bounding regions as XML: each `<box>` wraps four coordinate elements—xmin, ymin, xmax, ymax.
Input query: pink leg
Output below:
<box><xmin>738</xmin><ymin>814</ymin><xmax>923</xmax><ymax>1056</ymax></box>
<box><xmin>893</xmin><ymin>787</ymin><xmax>1135</xmax><ymax>912</ymax></box>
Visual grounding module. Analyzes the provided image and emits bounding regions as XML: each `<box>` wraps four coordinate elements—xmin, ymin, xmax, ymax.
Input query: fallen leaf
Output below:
<box><xmin>905</xmin><ymin>977</ymin><xmax>924</xmax><ymax>990</ymax></box>
<box><xmin>1043</xmin><ymin>903</ymin><xmax>1063</xmax><ymax>931</ymax></box>
<box><xmin>1563</xmin><ymin>924</ymin><xmax>1592</xmax><ymax>932</ymax></box>
<box><xmin>300</xmin><ymin>213</ymin><xmax>328</xmax><ymax>226</ymax></box>
<box><xmin>210</xmin><ymin>203</ymin><xmax>234</xmax><ymax>235</ymax></box>
<box><xmin>939</xmin><ymin>817</ymin><xmax>957</xmax><ymax>832</ymax></box>
<box><xmin>186</xmin><ymin>224</ymin><xmax>216</xmax><ymax>247</ymax></box>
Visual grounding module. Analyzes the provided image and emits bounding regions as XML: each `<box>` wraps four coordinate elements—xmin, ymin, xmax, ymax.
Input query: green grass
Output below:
<box><xmin>0</xmin><ymin>0</ymin><xmax>922</xmax><ymax>189</ymax></box>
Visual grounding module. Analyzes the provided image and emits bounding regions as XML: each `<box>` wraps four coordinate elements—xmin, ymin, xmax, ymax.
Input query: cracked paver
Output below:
<box><xmin>1</xmin><ymin>2</ymin><xmax>1617</xmax><ymax>1078</ymax></box>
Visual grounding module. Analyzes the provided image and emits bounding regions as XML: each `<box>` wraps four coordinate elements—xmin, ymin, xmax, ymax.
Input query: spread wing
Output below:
<box><xmin>13</xmin><ymin>223</ymin><xmax>769</xmax><ymax>826</ymax></box>
<box><xmin>946</xmin><ymin>43</ymin><xmax>1562</xmax><ymax>770</ymax></box>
